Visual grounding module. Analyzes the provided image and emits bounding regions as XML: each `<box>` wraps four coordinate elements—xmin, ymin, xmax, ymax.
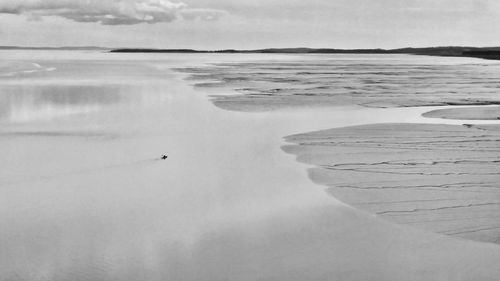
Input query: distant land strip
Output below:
<box><xmin>2</xmin><ymin>46</ymin><xmax>500</xmax><ymax>60</ymax></box>
<box><xmin>109</xmin><ymin>47</ymin><xmax>500</xmax><ymax>60</ymax></box>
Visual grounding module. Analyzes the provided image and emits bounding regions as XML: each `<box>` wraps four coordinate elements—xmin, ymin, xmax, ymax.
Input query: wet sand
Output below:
<box><xmin>179</xmin><ymin>54</ymin><xmax>500</xmax><ymax>279</ymax></box>
<box><xmin>177</xmin><ymin>54</ymin><xmax>500</xmax><ymax>112</ymax></box>
<box><xmin>183</xmin><ymin>54</ymin><xmax>500</xmax><ymax>245</ymax></box>
<box><xmin>283</xmin><ymin>123</ymin><xmax>500</xmax><ymax>244</ymax></box>
<box><xmin>423</xmin><ymin>106</ymin><xmax>500</xmax><ymax>120</ymax></box>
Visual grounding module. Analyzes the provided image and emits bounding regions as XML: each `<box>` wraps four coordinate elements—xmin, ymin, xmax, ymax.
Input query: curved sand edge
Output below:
<box><xmin>283</xmin><ymin>123</ymin><xmax>500</xmax><ymax>244</ymax></box>
<box><xmin>423</xmin><ymin>106</ymin><xmax>500</xmax><ymax>120</ymax></box>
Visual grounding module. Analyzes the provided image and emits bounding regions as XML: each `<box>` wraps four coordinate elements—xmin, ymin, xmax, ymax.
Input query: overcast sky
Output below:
<box><xmin>0</xmin><ymin>0</ymin><xmax>498</xmax><ymax>49</ymax></box>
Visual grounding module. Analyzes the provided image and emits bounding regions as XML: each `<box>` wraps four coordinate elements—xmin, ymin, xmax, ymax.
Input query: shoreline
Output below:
<box><xmin>2</xmin><ymin>46</ymin><xmax>500</xmax><ymax>62</ymax></box>
<box><xmin>178</xmin><ymin>54</ymin><xmax>500</xmax><ymax>245</ymax></box>
<box><xmin>109</xmin><ymin>47</ymin><xmax>500</xmax><ymax>61</ymax></box>
<box><xmin>180</xmin><ymin>53</ymin><xmax>500</xmax><ymax>242</ymax></box>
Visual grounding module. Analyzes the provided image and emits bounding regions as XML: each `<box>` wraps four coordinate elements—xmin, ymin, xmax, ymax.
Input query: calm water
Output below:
<box><xmin>1</xmin><ymin>51</ymin><xmax>500</xmax><ymax>281</ymax></box>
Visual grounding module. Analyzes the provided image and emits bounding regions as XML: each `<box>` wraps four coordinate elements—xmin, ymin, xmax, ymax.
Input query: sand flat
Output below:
<box><xmin>283</xmin><ymin>123</ymin><xmax>500</xmax><ymax>243</ymax></box>
<box><xmin>178</xmin><ymin>54</ymin><xmax>500</xmax><ymax>112</ymax></box>
<box><xmin>423</xmin><ymin>105</ymin><xmax>500</xmax><ymax>120</ymax></box>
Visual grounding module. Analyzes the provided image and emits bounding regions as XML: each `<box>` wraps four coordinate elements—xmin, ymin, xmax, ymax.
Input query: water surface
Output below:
<box><xmin>1</xmin><ymin>51</ymin><xmax>500</xmax><ymax>281</ymax></box>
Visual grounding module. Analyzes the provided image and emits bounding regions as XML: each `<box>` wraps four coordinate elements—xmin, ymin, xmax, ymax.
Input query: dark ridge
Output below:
<box><xmin>462</xmin><ymin>50</ymin><xmax>500</xmax><ymax>60</ymax></box>
<box><xmin>109</xmin><ymin>46</ymin><xmax>500</xmax><ymax>60</ymax></box>
<box><xmin>3</xmin><ymin>46</ymin><xmax>500</xmax><ymax>60</ymax></box>
<box><xmin>110</xmin><ymin>47</ymin><xmax>393</xmax><ymax>54</ymax></box>
<box><xmin>110</xmin><ymin>48</ymin><xmax>239</xmax><ymax>53</ymax></box>
<box><xmin>111</xmin><ymin>48</ymin><xmax>203</xmax><ymax>53</ymax></box>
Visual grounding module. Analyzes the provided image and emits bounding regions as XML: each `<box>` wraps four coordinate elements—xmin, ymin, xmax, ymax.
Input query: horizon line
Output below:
<box><xmin>2</xmin><ymin>45</ymin><xmax>500</xmax><ymax>50</ymax></box>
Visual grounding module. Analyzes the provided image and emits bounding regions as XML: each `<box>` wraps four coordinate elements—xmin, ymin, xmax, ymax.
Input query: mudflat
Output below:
<box><xmin>423</xmin><ymin>106</ymin><xmax>500</xmax><ymax>120</ymax></box>
<box><xmin>283</xmin><ymin>123</ymin><xmax>500</xmax><ymax>243</ymax></box>
<box><xmin>178</xmin><ymin>55</ymin><xmax>500</xmax><ymax>112</ymax></box>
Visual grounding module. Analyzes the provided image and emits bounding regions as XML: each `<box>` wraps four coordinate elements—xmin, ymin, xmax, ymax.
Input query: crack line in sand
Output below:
<box><xmin>440</xmin><ymin>225</ymin><xmax>500</xmax><ymax>235</ymax></box>
<box><xmin>355</xmin><ymin>198</ymin><xmax>484</xmax><ymax>205</ymax></box>
<box><xmin>376</xmin><ymin>202</ymin><xmax>500</xmax><ymax>215</ymax></box>
<box><xmin>404</xmin><ymin>215</ymin><xmax>500</xmax><ymax>224</ymax></box>
<box><xmin>321</xmin><ymin>165</ymin><xmax>500</xmax><ymax>176</ymax></box>
<box><xmin>335</xmin><ymin>182</ymin><xmax>493</xmax><ymax>190</ymax></box>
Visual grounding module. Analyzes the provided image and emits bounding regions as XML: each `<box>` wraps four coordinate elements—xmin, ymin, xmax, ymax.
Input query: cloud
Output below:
<box><xmin>0</xmin><ymin>0</ymin><xmax>226</xmax><ymax>25</ymax></box>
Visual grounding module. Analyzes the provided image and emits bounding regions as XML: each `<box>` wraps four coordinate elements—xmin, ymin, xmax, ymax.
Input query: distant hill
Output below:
<box><xmin>461</xmin><ymin>50</ymin><xmax>500</xmax><ymax>60</ymax></box>
<box><xmin>110</xmin><ymin>46</ymin><xmax>500</xmax><ymax>60</ymax></box>
<box><xmin>3</xmin><ymin>46</ymin><xmax>500</xmax><ymax>60</ymax></box>
<box><xmin>393</xmin><ymin>46</ymin><xmax>500</xmax><ymax>57</ymax></box>
<box><xmin>109</xmin><ymin>47</ymin><xmax>391</xmax><ymax>54</ymax></box>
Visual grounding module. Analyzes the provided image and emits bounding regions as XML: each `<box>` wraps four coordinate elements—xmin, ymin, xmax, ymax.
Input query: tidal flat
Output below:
<box><xmin>179</xmin><ymin>53</ymin><xmax>500</xmax><ymax>279</ymax></box>
<box><xmin>185</xmin><ymin>54</ymin><xmax>500</xmax><ymax>244</ymax></box>
<box><xmin>177</xmin><ymin>54</ymin><xmax>500</xmax><ymax>111</ymax></box>
<box><xmin>423</xmin><ymin>105</ymin><xmax>500</xmax><ymax>120</ymax></box>
<box><xmin>283</xmin><ymin>123</ymin><xmax>500</xmax><ymax>243</ymax></box>
<box><xmin>1</xmin><ymin>51</ymin><xmax>500</xmax><ymax>281</ymax></box>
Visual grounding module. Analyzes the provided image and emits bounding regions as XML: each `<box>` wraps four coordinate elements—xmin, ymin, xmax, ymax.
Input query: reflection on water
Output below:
<box><xmin>0</xmin><ymin>85</ymin><xmax>123</xmax><ymax>122</ymax></box>
<box><xmin>0</xmin><ymin>57</ymin><xmax>182</xmax><ymax>123</ymax></box>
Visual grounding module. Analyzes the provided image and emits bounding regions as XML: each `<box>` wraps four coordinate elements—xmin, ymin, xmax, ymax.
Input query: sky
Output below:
<box><xmin>0</xmin><ymin>0</ymin><xmax>499</xmax><ymax>49</ymax></box>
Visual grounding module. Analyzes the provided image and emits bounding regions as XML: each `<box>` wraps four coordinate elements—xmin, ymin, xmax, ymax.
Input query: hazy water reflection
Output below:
<box><xmin>0</xmin><ymin>85</ymin><xmax>124</xmax><ymax>122</ymax></box>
